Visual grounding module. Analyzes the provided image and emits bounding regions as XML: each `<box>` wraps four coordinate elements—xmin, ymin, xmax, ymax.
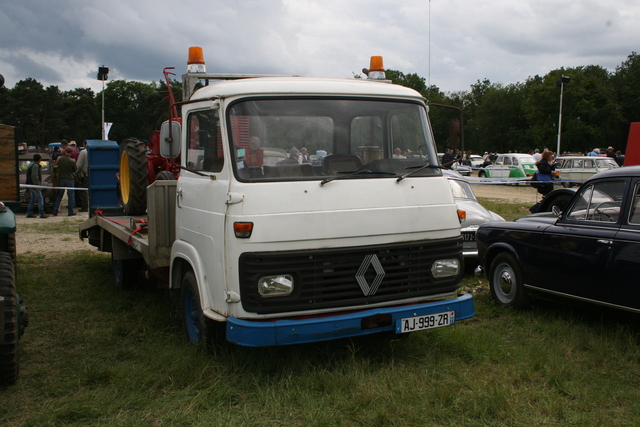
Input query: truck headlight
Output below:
<box><xmin>258</xmin><ymin>275</ymin><xmax>294</xmax><ymax>297</ymax></box>
<box><xmin>431</xmin><ymin>259</ymin><xmax>460</xmax><ymax>278</ymax></box>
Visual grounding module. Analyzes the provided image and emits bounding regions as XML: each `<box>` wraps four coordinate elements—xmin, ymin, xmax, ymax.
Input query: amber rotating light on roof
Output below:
<box><xmin>187</xmin><ymin>46</ymin><xmax>206</xmax><ymax>73</ymax></box>
<box><xmin>362</xmin><ymin>56</ymin><xmax>386</xmax><ymax>80</ymax></box>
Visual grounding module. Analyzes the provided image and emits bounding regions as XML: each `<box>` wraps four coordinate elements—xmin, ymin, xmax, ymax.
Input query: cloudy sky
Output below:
<box><xmin>1</xmin><ymin>0</ymin><xmax>638</xmax><ymax>95</ymax></box>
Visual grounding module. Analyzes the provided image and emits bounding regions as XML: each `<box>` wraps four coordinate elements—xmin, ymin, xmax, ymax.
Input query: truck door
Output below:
<box><xmin>175</xmin><ymin>108</ymin><xmax>228</xmax><ymax>303</ymax></box>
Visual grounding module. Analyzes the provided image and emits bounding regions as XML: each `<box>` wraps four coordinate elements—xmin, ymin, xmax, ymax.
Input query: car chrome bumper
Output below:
<box><xmin>226</xmin><ymin>293</ymin><xmax>475</xmax><ymax>347</ymax></box>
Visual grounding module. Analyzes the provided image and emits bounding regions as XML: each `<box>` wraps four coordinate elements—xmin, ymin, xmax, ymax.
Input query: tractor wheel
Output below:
<box><xmin>0</xmin><ymin>252</ymin><xmax>19</xmax><ymax>385</ymax></box>
<box><xmin>120</xmin><ymin>138</ymin><xmax>149</xmax><ymax>215</ymax></box>
<box><xmin>0</xmin><ymin>233</ymin><xmax>16</xmax><ymax>265</ymax></box>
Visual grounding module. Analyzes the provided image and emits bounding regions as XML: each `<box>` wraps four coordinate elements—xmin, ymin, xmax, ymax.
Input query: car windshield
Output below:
<box><xmin>228</xmin><ymin>98</ymin><xmax>439</xmax><ymax>182</ymax></box>
<box><xmin>448</xmin><ymin>178</ymin><xmax>476</xmax><ymax>200</ymax></box>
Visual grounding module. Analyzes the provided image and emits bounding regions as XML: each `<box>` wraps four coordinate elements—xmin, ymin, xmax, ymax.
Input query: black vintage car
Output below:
<box><xmin>477</xmin><ymin>166</ymin><xmax>640</xmax><ymax>312</ymax></box>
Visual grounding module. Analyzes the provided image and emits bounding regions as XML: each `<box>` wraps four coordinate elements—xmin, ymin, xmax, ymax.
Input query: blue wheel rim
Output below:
<box><xmin>183</xmin><ymin>287</ymin><xmax>200</xmax><ymax>344</ymax></box>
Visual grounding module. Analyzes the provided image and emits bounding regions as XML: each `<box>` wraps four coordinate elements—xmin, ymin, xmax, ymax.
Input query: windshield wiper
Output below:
<box><xmin>396</xmin><ymin>163</ymin><xmax>444</xmax><ymax>182</ymax></box>
<box><xmin>320</xmin><ymin>169</ymin><xmax>395</xmax><ymax>186</ymax></box>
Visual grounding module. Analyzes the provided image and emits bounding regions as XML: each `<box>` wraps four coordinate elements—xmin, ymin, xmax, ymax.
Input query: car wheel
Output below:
<box><xmin>488</xmin><ymin>253</ymin><xmax>529</xmax><ymax>308</ymax></box>
<box><xmin>181</xmin><ymin>270</ymin><xmax>225</xmax><ymax>350</ymax></box>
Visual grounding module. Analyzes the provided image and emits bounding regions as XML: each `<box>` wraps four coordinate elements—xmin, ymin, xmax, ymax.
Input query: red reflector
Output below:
<box><xmin>234</xmin><ymin>222</ymin><xmax>253</xmax><ymax>238</ymax></box>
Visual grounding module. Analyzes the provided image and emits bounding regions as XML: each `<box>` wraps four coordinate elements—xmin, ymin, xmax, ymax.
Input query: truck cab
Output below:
<box><xmin>165</xmin><ymin>76</ymin><xmax>473</xmax><ymax>346</ymax></box>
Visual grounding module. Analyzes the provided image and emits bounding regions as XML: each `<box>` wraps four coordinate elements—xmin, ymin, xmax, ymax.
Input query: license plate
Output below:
<box><xmin>399</xmin><ymin>311</ymin><xmax>455</xmax><ymax>333</ymax></box>
<box><xmin>462</xmin><ymin>232</ymin><xmax>476</xmax><ymax>241</ymax></box>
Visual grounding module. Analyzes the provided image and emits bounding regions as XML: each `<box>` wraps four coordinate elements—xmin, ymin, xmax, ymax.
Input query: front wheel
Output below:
<box><xmin>181</xmin><ymin>271</ymin><xmax>225</xmax><ymax>350</ymax></box>
<box><xmin>488</xmin><ymin>253</ymin><xmax>529</xmax><ymax>308</ymax></box>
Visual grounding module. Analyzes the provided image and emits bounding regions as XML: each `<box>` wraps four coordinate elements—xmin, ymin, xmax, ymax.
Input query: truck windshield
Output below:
<box><xmin>228</xmin><ymin>98</ymin><xmax>439</xmax><ymax>182</ymax></box>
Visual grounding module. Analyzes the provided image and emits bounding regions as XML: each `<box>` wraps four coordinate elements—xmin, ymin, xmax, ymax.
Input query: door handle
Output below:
<box><xmin>597</xmin><ymin>239</ymin><xmax>613</xmax><ymax>245</ymax></box>
<box><xmin>176</xmin><ymin>187</ymin><xmax>183</xmax><ymax>208</ymax></box>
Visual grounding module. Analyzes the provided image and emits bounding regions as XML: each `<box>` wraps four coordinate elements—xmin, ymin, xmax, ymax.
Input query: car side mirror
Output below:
<box><xmin>552</xmin><ymin>205</ymin><xmax>562</xmax><ymax>216</ymax></box>
<box><xmin>160</xmin><ymin>120</ymin><xmax>181</xmax><ymax>158</ymax></box>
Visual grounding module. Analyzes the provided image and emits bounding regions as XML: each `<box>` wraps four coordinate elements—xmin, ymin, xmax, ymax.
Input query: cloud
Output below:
<box><xmin>0</xmin><ymin>0</ymin><xmax>639</xmax><ymax>94</ymax></box>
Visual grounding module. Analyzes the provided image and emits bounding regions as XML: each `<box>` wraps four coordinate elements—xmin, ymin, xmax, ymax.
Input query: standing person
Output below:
<box><xmin>441</xmin><ymin>148</ymin><xmax>454</xmax><ymax>168</ymax></box>
<box><xmin>68</xmin><ymin>140</ymin><xmax>80</xmax><ymax>161</ymax></box>
<box><xmin>298</xmin><ymin>147</ymin><xmax>311</xmax><ymax>164</ymax></box>
<box><xmin>606</xmin><ymin>146</ymin><xmax>618</xmax><ymax>163</ymax></box>
<box><xmin>75</xmin><ymin>142</ymin><xmax>89</xmax><ymax>212</ymax></box>
<box><xmin>534</xmin><ymin>150</ymin><xmax>556</xmax><ymax>197</ymax></box>
<box><xmin>25</xmin><ymin>154</ymin><xmax>49</xmax><ymax>219</ymax></box>
<box><xmin>52</xmin><ymin>147</ymin><xmax>77</xmax><ymax>216</ymax></box>
<box><xmin>51</xmin><ymin>145</ymin><xmax>61</xmax><ymax>162</ymax></box>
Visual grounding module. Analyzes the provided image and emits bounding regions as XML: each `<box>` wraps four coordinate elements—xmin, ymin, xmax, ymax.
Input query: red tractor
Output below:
<box><xmin>118</xmin><ymin>67</ymin><xmax>182</xmax><ymax>215</ymax></box>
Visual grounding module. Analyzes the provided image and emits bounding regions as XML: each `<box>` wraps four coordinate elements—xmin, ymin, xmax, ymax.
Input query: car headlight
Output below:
<box><xmin>258</xmin><ymin>275</ymin><xmax>294</xmax><ymax>297</ymax></box>
<box><xmin>431</xmin><ymin>259</ymin><xmax>460</xmax><ymax>278</ymax></box>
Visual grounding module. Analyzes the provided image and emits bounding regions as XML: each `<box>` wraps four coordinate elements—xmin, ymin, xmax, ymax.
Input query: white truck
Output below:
<box><xmin>79</xmin><ymin>49</ymin><xmax>474</xmax><ymax>348</ymax></box>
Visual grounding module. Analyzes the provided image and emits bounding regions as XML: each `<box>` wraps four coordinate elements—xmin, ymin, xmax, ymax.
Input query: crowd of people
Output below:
<box><xmin>26</xmin><ymin>139</ymin><xmax>89</xmax><ymax>219</ymax></box>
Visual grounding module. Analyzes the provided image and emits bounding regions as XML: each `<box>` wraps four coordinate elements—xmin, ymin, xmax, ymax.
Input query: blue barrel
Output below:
<box><xmin>86</xmin><ymin>140</ymin><xmax>121</xmax><ymax>216</ymax></box>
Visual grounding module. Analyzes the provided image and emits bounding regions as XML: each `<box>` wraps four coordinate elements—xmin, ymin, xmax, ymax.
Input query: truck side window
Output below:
<box><xmin>187</xmin><ymin>110</ymin><xmax>223</xmax><ymax>172</ymax></box>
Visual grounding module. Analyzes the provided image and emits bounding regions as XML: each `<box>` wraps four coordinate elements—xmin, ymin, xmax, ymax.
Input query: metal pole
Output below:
<box><xmin>556</xmin><ymin>81</ymin><xmax>565</xmax><ymax>155</ymax></box>
<box><xmin>101</xmin><ymin>80</ymin><xmax>105</xmax><ymax>139</ymax></box>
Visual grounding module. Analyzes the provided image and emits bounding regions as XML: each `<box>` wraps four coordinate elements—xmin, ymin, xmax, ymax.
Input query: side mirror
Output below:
<box><xmin>160</xmin><ymin>120</ymin><xmax>181</xmax><ymax>158</ymax></box>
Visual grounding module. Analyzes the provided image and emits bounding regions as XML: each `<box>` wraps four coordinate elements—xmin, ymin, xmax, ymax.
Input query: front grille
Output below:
<box><xmin>239</xmin><ymin>237</ymin><xmax>463</xmax><ymax>314</ymax></box>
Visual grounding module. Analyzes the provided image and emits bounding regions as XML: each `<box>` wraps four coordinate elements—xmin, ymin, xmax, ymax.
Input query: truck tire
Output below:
<box><xmin>0</xmin><ymin>252</ymin><xmax>19</xmax><ymax>385</ymax></box>
<box><xmin>181</xmin><ymin>271</ymin><xmax>225</xmax><ymax>350</ymax></box>
<box><xmin>111</xmin><ymin>252</ymin><xmax>140</xmax><ymax>289</ymax></box>
<box><xmin>488</xmin><ymin>253</ymin><xmax>530</xmax><ymax>308</ymax></box>
<box><xmin>120</xmin><ymin>138</ymin><xmax>149</xmax><ymax>215</ymax></box>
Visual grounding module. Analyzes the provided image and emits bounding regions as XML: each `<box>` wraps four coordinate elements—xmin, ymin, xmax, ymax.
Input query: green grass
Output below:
<box><xmin>3</xmin><ymin>209</ymin><xmax>640</xmax><ymax>425</ymax></box>
<box><xmin>477</xmin><ymin>197</ymin><xmax>533</xmax><ymax>221</ymax></box>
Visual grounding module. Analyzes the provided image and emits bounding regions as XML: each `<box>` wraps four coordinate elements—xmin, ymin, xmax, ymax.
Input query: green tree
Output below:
<box><xmin>613</xmin><ymin>52</ymin><xmax>640</xmax><ymax>150</ymax></box>
<box><xmin>100</xmin><ymin>80</ymin><xmax>166</xmax><ymax>143</ymax></box>
<box><xmin>62</xmin><ymin>88</ymin><xmax>100</xmax><ymax>143</ymax></box>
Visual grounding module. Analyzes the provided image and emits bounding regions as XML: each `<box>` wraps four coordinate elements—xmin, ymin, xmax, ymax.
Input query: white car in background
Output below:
<box><xmin>554</xmin><ymin>156</ymin><xmax>619</xmax><ymax>187</ymax></box>
<box><xmin>444</xmin><ymin>170</ymin><xmax>504</xmax><ymax>259</ymax></box>
<box><xmin>469</xmin><ymin>155</ymin><xmax>484</xmax><ymax>168</ymax></box>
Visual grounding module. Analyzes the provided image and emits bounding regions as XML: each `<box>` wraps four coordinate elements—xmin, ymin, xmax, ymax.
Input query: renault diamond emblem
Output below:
<box><xmin>356</xmin><ymin>254</ymin><xmax>385</xmax><ymax>296</ymax></box>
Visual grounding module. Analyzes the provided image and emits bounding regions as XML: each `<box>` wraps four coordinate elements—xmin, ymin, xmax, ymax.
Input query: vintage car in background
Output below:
<box><xmin>478</xmin><ymin>153</ymin><xmax>537</xmax><ymax>180</ymax></box>
<box><xmin>444</xmin><ymin>170</ymin><xmax>504</xmax><ymax>260</ymax></box>
<box><xmin>438</xmin><ymin>153</ymin><xmax>472</xmax><ymax>176</ymax></box>
<box><xmin>468</xmin><ymin>155</ymin><xmax>484</xmax><ymax>168</ymax></box>
<box><xmin>476</xmin><ymin>166</ymin><xmax>640</xmax><ymax>313</ymax></box>
<box><xmin>555</xmin><ymin>155</ymin><xmax>619</xmax><ymax>187</ymax></box>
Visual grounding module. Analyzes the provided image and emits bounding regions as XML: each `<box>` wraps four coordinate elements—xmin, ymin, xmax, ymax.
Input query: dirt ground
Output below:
<box><xmin>15</xmin><ymin>197</ymin><xmax>93</xmax><ymax>256</ymax></box>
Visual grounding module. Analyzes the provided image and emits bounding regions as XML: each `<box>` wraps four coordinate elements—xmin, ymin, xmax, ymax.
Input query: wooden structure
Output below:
<box><xmin>0</xmin><ymin>124</ymin><xmax>18</xmax><ymax>203</ymax></box>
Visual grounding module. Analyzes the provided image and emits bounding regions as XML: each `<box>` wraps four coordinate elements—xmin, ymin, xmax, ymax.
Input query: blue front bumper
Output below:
<box><xmin>226</xmin><ymin>293</ymin><xmax>474</xmax><ymax>347</ymax></box>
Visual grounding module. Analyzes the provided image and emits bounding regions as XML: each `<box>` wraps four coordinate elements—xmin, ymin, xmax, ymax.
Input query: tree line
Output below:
<box><xmin>1</xmin><ymin>51</ymin><xmax>639</xmax><ymax>155</ymax></box>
